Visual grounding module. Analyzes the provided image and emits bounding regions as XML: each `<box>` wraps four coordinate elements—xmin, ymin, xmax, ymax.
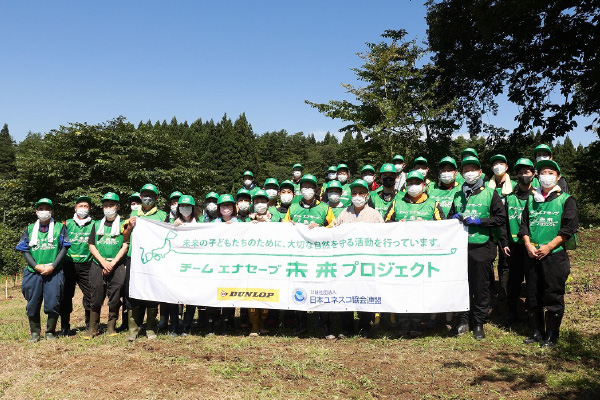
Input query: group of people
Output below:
<box><xmin>18</xmin><ymin>144</ymin><xmax>577</xmax><ymax>348</ymax></box>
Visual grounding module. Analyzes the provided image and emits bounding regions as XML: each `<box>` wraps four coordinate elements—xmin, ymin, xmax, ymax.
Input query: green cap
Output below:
<box><xmin>242</xmin><ymin>170</ymin><xmax>254</xmax><ymax>178</ymax></box>
<box><xmin>128</xmin><ymin>192</ymin><xmax>141</xmax><ymax>202</ymax></box>
<box><xmin>264</xmin><ymin>178</ymin><xmax>280</xmax><ymax>188</ymax></box>
<box><xmin>535</xmin><ymin>159</ymin><xmax>561</xmax><ymax>174</ymax></box>
<box><xmin>413</xmin><ymin>156</ymin><xmax>428</xmax><ymax>166</ymax></box>
<box><xmin>178</xmin><ymin>195</ymin><xmax>195</xmax><ymax>206</ymax></box>
<box><xmin>379</xmin><ymin>163</ymin><xmax>397</xmax><ymax>174</ymax></box>
<box><xmin>533</xmin><ymin>144</ymin><xmax>552</xmax><ymax>157</ymax></box>
<box><xmin>406</xmin><ymin>171</ymin><xmax>425</xmax><ymax>182</ymax></box>
<box><xmin>75</xmin><ymin>195</ymin><xmax>92</xmax><ymax>205</ymax></box>
<box><xmin>236</xmin><ymin>188</ymin><xmax>251</xmax><ymax>200</ymax></box>
<box><xmin>361</xmin><ymin>165</ymin><xmax>375</xmax><ymax>173</ymax></box>
<box><xmin>392</xmin><ymin>155</ymin><xmax>405</xmax><ymax>162</ymax></box>
<box><xmin>252</xmin><ymin>189</ymin><xmax>269</xmax><ymax>201</ymax></box>
<box><xmin>35</xmin><ymin>198</ymin><xmax>53</xmax><ymax>207</ymax></box>
<box><xmin>438</xmin><ymin>156</ymin><xmax>457</xmax><ymax>169</ymax></box>
<box><xmin>217</xmin><ymin>194</ymin><xmax>235</xmax><ymax>205</ymax></box>
<box><xmin>140</xmin><ymin>183</ymin><xmax>158</xmax><ymax>195</ymax></box>
<box><xmin>336</xmin><ymin>163</ymin><xmax>349</xmax><ymax>171</ymax></box>
<box><xmin>461</xmin><ymin>156</ymin><xmax>481</xmax><ymax>168</ymax></box>
<box><xmin>169</xmin><ymin>191</ymin><xmax>183</xmax><ymax>200</ymax></box>
<box><xmin>300</xmin><ymin>174</ymin><xmax>318</xmax><ymax>187</ymax></box>
<box><xmin>461</xmin><ymin>148</ymin><xmax>478</xmax><ymax>158</ymax></box>
<box><xmin>101</xmin><ymin>192</ymin><xmax>120</xmax><ymax>203</ymax></box>
<box><xmin>489</xmin><ymin>154</ymin><xmax>507</xmax><ymax>164</ymax></box>
<box><xmin>327</xmin><ymin>165</ymin><xmax>338</xmax><ymax>173</ymax></box>
<box><xmin>514</xmin><ymin>158</ymin><xmax>535</xmax><ymax>172</ymax></box>
<box><xmin>205</xmin><ymin>192</ymin><xmax>219</xmax><ymax>201</ymax></box>
<box><xmin>279</xmin><ymin>180</ymin><xmax>295</xmax><ymax>191</ymax></box>
<box><xmin>349</xmin><ymin>179</ymin><xmax>369</xmax><ymax>190</ymax></box>
<box><xmin>292</xmin><ymin>163</ymin><xmax>304</xmax><ymax>171</ymax></box>
<box><xmin>326</xmin><ymin>181</ymin><xmax>343</xmax><ymax>191</ymax></box>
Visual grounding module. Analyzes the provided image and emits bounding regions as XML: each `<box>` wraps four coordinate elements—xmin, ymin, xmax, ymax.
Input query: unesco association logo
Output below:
<box><xmin>292</xmin><ymin>288</ymin><xmax>307</xmax><ymax>304</ymax></box>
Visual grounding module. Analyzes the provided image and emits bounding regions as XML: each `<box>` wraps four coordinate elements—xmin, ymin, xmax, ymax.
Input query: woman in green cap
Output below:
<box><xmin>203</xmin><ymin>192</ymin><xmax>220</xmax><ymax>222</ymax></box>
<box><xmin>17</xmin><ymin>198</ymin><xmax>71</xmax><ymax>342</ymax></box>
<box><xmin>361</xmin><ymin>165</ymin><xmax>379</xmax><ymax>192</ymax></box>
<box><xmin>532</xmin><ymin>144</ymin><xmax>569</xmax><ymax>193</ymax></box>
<box><xmin>247</xmin><ymin>189</ymin><xmax>281</xmax><ymax>223</ymax></box>
<box><xmin>325</xmin><ymin>181</ymin><xmax>347</xmax><ymax>219</ymax></box>
<box><xmin>235</xmin><ymin>188</ymin><xmax>252</xmax><ymax>222</ymax></box>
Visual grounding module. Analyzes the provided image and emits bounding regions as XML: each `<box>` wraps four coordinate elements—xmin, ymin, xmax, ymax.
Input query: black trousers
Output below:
<box><xmin>468</xmin><ymin>240</ymin><xmax>497</xmax><ymax>324</ymax></box>
<box><xmin>60</xmin><ymin>259</ymin><xmax>92</xmax><ymax>316</ymax></box>
<box><xmin>506</xmin><ymin>242</ymin><xmax>527</xmax><ymax>304</ymax></box>
<box><xmin>524</xmin><ymin>249</ymin><xmax>570</xmax><ymax>315</ymax></box>
<box><xmin>89</xmin><ymin>261</ymin><xmax>126</xmax><ymax>312</ymax></box>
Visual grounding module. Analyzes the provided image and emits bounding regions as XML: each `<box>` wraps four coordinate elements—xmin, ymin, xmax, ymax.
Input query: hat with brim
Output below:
<box><xmin>489</xmin><ymin>154</ymin><xmax>507</xmax><ymax>164</ymax></box>
<box><xmin>101</xmin><ymin>192</ymin><xmax>120</xmax><ymax>203</ymax></box>
<box><xmin>413</xmin><ymin>156</ymin><xmax>428</xmax><ymax>166</ymax></box>
<box><xmin>327</xmin><ymin>166</ymin><xmax>338</xmax><ymax>173</ymax></box>
<box><xmin>264</xmin><ymin>178</ymin><xmax>280</xmax><ymax>188</ymax></box>
<box><xmin>140</xmin><ymin>183</ymin><xmax>158</xmax><ymax>195</ymax></box>
<box><xmin>217</xmin><ymin>194</ymin><xmax>235</xmax><ymax>205</ymax></box>
<box><xmin>336</xmin><ymin>163</ymin><xmax>349</xmax><ymax>171</ymax></box>
<box><xmin>461</xmin><ymin>156</ymin><xmax>481</xmax><ymax>168</ymax></box>
<box><xmin>379</xmin><ymin>163</ymin><xmax>397</xmax><ymax>174</ymax></box>
<box><xmin>35</xmin><ymin>198</ymin><xmax>53</xmax><ymax>208</ymax></box>
<box><xmin>349</xmin><ymin>179</ymin><xmax>369</xmax><ymax>191</ymax></box>
<box><xmin>206</xmin><ymin>192</ymin><xmax>219</xmax><ymax>201</ymax></box>
<box><xmin>326</xmin><ymin>181</ymin><xmax>343</xmax><ymax>191</ymax></box>
<box><xmin>128</xmin><ymin>192</ymin><xmax>141</xmax><ymax>202</ymax></box>
<box><xmin>242</xmin><ymin>170</ymin><xmax>254</xmax><ymax>178</ymax></box>
<box><xmin>461</xmin><ymin>148</ymin><xmax>478</xmax><ymax>158</ymax></box>
<box><xmin>514</xmin><ymin>158</ymin><xmax>535</xmax><ymax>172</ymax></box>
<box><xmin>533</xmin><ymin>144</ymin><xmax>552</xmax><ymax>157</ymax></box>
<box><xmin>236</xmin><ymin>188</ymin><xmax>251</xmax><ymax>200</ymax></box>
<box><xmin>292</xmin><ymin>163</ymin><xmax>304</xmax><ymax>171</ymax></box>
<box><xmin>300</xmin><ymin>174</ymin><xmax>318</xmax><ymax>186</ymax></box>
<box><xmin>406</xmin><ymin>171</ymin><xmax>424</xmax><ymax>182</ymax></box>
<box><xmin>169</xmin><ymin>191</ymin><xmax>183</xmax><ymax>200</ymax></box>
<box><xmin>178</xmin><ymin>195</ymin><xmax>195</xmax><ymax>206</ymax></box>
<box><xmin>438</xmin><ymin>156</ymin><xmax>457</xmax><ymax>169</ymax></box>
<box><xmin>392</xmin><ymin>155</ymin><xmax>405</xmax><ymax>162</ymax></box>
<box><xmin>252</xmin><ymin>189</ymin><xmax>269</xmax><ymax>201</ymax></box>
<box><xmin>361</xmin><ymin>165</ymin><xmax>375</xmax><ymax>174</ymax></box>
<box><xmin>535</xmin><ymin>159</ymin><xmax>561</xmax><ymax>174</ymax></box>
<box><xmin>279</xmin><ymin>180</ymin><xmax>295</xmax><ymax>191</ymax></box>
<box><xmin>75</xmin><ymin>195</ymin><xmax>92</xmax><ymax>205</ymax></box>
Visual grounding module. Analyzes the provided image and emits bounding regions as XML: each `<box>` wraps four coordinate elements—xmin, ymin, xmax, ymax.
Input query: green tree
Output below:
<box><xmin>0</xmin><ymin>124</ymin><xmax>16</xmax><ymax>178</ymax></box>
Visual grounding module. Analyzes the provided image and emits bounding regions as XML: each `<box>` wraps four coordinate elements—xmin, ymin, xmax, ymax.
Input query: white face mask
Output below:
<box><xmin>301</xmin><ymin>187</ymin><xmax>315</xmax><ymax>201</ymax></box>
<box><xmin>243</xmin><ymin>179</ymin><xmax>253</xmax><ymax>187</ymax></box>
<box><xmin>328</xmin><ymin>173</ymin><xmax>337</xmax><ymax>180</ymax></box>
<box><xmin>221</xmin><ymin>206</ymin><xmax>234</xmax><ymax>216</ymax></box>
<box><xmin>130</xmin><ymin>204</ymin><xmax>141</xmax><ymax>211</ymax></box>
<box><xmin>536</xmin><ymin>156</ymin><xmax>551</xmax><ymax>162</ymax></box>
<box><xmin>292</xmin><ymin>171</ymin><xmax>302</xmax><ymax>179</ymax></box>
<box><xmin>362</xmin><ymin>175</ymin><xmax>374</xmax><ymax>184</ymax></box>
<box><xmin>76</xmin><ymin>208</ymin><xmax>89</xmax><ymax>219</ymax></box>
<box><xmin>179</xmin><ymin>205</ymin><xmax>193</xmax><ymax>217</ymax></box>
<box><xmin>328</xmin><ymin>193</ymin><xmax>341</xmax><ymax>203</ymax></box>
<box><xmin>351</xmin><ymin>195</ymin><xmax>366</xmax><ymax>208</ymax></box>
<box><xmin>416</xmin><ymin>168</ymin><xmax>428</xmax><ymax>178</ymax></box>
<box><xmin>237</xmin><ymin>201</ymin><xmax>250</xmax><ymax>212</ymax></box>
<box><xmin>406</xmin><ymin>184</ymin><xmax>423</xmax><ymax>197</ymax></box>
<box><xmin>206</xmin><ymin>203</ymin><xmax>218</xmax><ymax>214</ymax></box>
<box><xmin>337</xmin><ymin>174</ymin><xmax>348</xmax><ymax>184</ymax></box>
<box><xmin>492</xmin><ymin>164</ymin><xmax>507</xmax><ymax>176</ymax></box>
<box><xmin>280</xmin><ymin>193</ymin><xmax>294</xmax><ymax>205</ymax></box>
<box><xmin>265</xmin><ymin>189</ymin><xmax>278</xmax><ymax>200</ymax></box>
<box><xmin>539</xmin><ymin>174</ymin><xmax>558</xmax><ymax>188</ymax></box>
<box><xmin>395</xmin><ymin>164</ymin><xmax>404</xmax><ymax>172</ymax></box>
<box><xmin>103</xmin><ymin>208</ymin><xmax>117</xmax><ymax>219</ymax></box>
<box><xmin>141</xmin><ymin>196</ymin><xmax>155</xmax><ymax>206</ymax></box>
<box><xmin>170</xmin><ymin>204</ymin><xmax>178</xmax><ymax>214</ymax></box>
<box><xmin>439</xmin><ymin>172</ymin><xmax>455</xmax><ymax>184</ymax></box>
<box><xmin>463</xmin><ymin>171</ymin><xmax>481</xmax><ymax>185</ymax></box>
<box><xmin>254</xmin><ymin>203</ymin><xmax>268</xmax><ymax>214</ymax></box>
<box><xmin>36</xmin><ymin>210</ymin><xmax>51</xmax><ymax>222</ymax></box>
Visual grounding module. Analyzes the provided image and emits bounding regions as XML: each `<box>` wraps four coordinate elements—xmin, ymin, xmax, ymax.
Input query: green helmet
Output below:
<box><xmin>406</xmin><ymin>171</ymin><xmax>424</xmax><ymax>182</ymax></box>
<box><xmin>264</xmin><ymin>178</ymin><xmax>280</xmax><ymax>188</ymax></box>
<box><xmin>379</xmin><ymin>163</ymin><xmax>397</xmax><ymax>174</ymax></box>
<box><xmin>35</xmin><ymin>198</ymin><xmax>53</xmax><ymax>208</ymax></box>
<box><xmin>252</xmin><ymin>189</ymin><xmax>269</xmax><ymax>201</ymax></box>
<box><xmin>336</xmin><ymin>163</ymin><xmax>349</xmax><ymax>171</ymax></box>
<box><xmin>438</xmin><ymin>156</ymin><xmax>457</xmax><ymax>169</ymax></box>
<box><xmin>279</xmin><ymin>180</ymin><xmax>295</xmax><ymax>191</ymax></box>
<box><xmin>413</xmin><ymin>156</ymin><xmax>428</xmax><ymax>166</ymax></box>
<box><xmin>178</xmin><ymin>195</ymin><xmax>195</xmax><ymax>206</ymax></box>
<box><xmin>101</xmin><ymin>192</ymin><xmax>120</xmax><ymax>203</ymax></box>
<box><xmin>75</xmin><ymin>195</ymin><xmax>92</xmax><ymax>205</ymax></box>
<box><xmin>349</xmin><ymin>179</ymin><xmax>369</xmax><ymax>190</ymax></box>
<box><xmin>217</xmin><ymin>194</ymin><xmax>235</xmax><ymax>205</ymax></box>
<box><xmin>461</xmin><ymin>148</ymin><xmax>478</xmax><ymax>159</ymax></box>
<box><xmin>242</xmin><ymin>170</ymin><xmax>254</xmax><ymax>178</ymax></box>
<box><xmin>392</xmin><ymin>155</ymin><xmax>405</xmax><ymax>162</ymax></box>
<box><xmin>128</xmin><ymin>192</ymin><xmax>141</xmax><ymax>202</ymax></box>
<box><xmin>292</xmin><ymin>163</ymin><xmax>304</xmax><ymax>171</ymax></box>
<box><xmin>489</xmin><ymin>154</ymin><xmax>507</xmax><ymax>164</ymax></box>
<box><xmin>327</xmin><ymin>165</ymin><xmax>338</xmax><ymax>173</ymax></box>
<box><xmin>533</xmin><ymin>144</ymin><xmax>552</xmax><ymax>157</ymax></box>
<box><xmin>169</xmin><ymin>191</ymin><xmax>183</xmax><ymax>200</ymax></box>
<box><xmin>140</xmin><ymin>183</ymin><xmax>158</xmax><ymax>195</ymax></box>
<box><xmin>205</xmin><ymin>192</ymin><xmax>219</xmax><ymax>201</ymax></box>
<box><xmin>535</xmin><ymin>159</ymin><xmax>561</xmax><ymax>174</ymax></box>
<box><xmin>300</xmin><ymin>174</ymin><xmax>318</xmax><ymax>187</ymax></box>
<box><xmin>361</xmin><ymin>165</ymin><xmax>375</xmax><ymax>173</ymax></box>
<box><xmin>326</xmin><ymin>180</ymin><xmax>343</xmax><ymax>191</ymax></box>
<box><xmin>461</xmin><ymin>156</ymin><xmax>481</xmax><ymax>168</ymax></box>
<box><xmin>236</xmin><ymin>188</ymin><xmax>252</xmax><ymax>200</ymax></box>
<box><xmin>514</xmin><ymin>158</ymin><xmax>535</xmax><ymax>172</ymax></box>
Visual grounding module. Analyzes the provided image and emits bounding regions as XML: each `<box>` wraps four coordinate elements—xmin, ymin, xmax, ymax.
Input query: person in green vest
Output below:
<box><xmin>336</xmin><ymin>164</ymin><xmax>352</xmax><ymax>207</ymax></box>
<box><xmin>167</xmin><ymin>191</ymin><xmax>183</xmax><ymax>223</ymax></box>
<box><xmin>392</xmin><ymin>155</ymin><xmax>407</xmax><ymax>192</ymax></box>
<box><xmin>128</xmin><ymin>192</ymin><xmax>141</xmax><ymax>214</ymax></box>
<box><xmin>447</xmin><ymin>156</ymin><xmax>506</xmax><ymax>340</ymax></box>
<box><xmin>385</xmin><ymin>171</ymin><xmax>445</xmax><ymax>223</ymax></box>
<box><xmin>236</xmin><ymin>188</ymin><xmax>252</xmax><ymax>222</ymax></box>
<box><xmin>278</xmin><ymin>180</ymin><xmax>296</xmax><ymax>216</ymax></box>
<box><xmin>368</xmin><ymin>163</ymin><xmax>398</xmax><ymax>219</ymax></box>
<box><xmin>532</xmin><ymin>144</ymin><xmax>569</xmax><ymax>192</ymax></box>
<box><xmin>203</xmin><ymin>192</ymin><xmax>220</xmax><ymax>222</ymax></box>
<box><xmin>518</xmin><ymin>160</ymin><xmax>577</xmax><ymax>348</ymax></box>
<box><xmin>122</xmin><ymin>183</ymin><xmax>168</xmax><ymax>341</ymax></box>
<box><xmin>283</xmin><ymin>174</ymin><xmax>334</xmax><ymax>335</ymax></box>
<box><xmin>412</xmin><ymin>157</ymin><xmax>431</xmax><ymax>186</ymax></box>
<box><xmin>247</xmin><ymin>189</ymin><xmax>282</xmax><ymax>222</ymax></box>
<box><xmin>426</xmin><ymin>157</ymin><xmax>461</xmax><ymax>217</ymax></box>
<box><xmin>291</xmin><ymin>163</ymin><xmax>304</xmax><ymax>196</ymax></box>
<box><xmin>241</xmin><ymin>171</ymin><xmax>260</xmax><ymax>197</ymax></box>
<box><xmin>318</xmin><ymin>165</ymin><xmax>338</xmax><ymax>202</ymax></box>
<box><xmin>361</xmin><ymin>165</ymin><xmax>379</xmax><ymax>192</ymax></box>
<box><xmin>60</xmin><ymin>195</ymin><xmax>95</xmax><ymax>337</ymax></box>
<box><xmin>500</xmin><ymin>158</ymin><xmax>536</xmax><ymax>328</ymax></box>
<box><xmin>324</xmin><ymin>180</ymin><xmax>346</xmax><ymax>219</ymax></box>
<box><xmin>264</xmin><ymin>178</ymin><xmax>280</xmax><ymax>210</ymax></box>
<box><xmin>459</xmin><ymin>148</ymin><xmax>482</xmax><ymax>183</ymax></box>
<box><xmin>17</xmin><ymin>198</ymin><xmax>71</xmax><ymax>342</ymax></box>
<box><xmin>84</xmin><ymin>192</ymin><xmax>128</xmax><ymax>339</ymax></box>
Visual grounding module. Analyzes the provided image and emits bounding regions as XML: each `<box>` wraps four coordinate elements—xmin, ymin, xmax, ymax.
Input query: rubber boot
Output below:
<box><xmin>259</xmin><ymin>309</ymin><xmax>270</xmax><ymax>335</ymax></box>
<box><xmin>60</xmin><ymin>313</ymin><xmax>71</xmax><ymax>337</ymax></box>
<box><xmin>146</xmin><ymin>307</ymin><xmax>158</xmax><ymax>339</ymax></box>
<box><xmin>169</xmin><ymin>307</ymin><xmax>180</xmax><ymax>337</ymax></box>
<box><xmin>248</xmin><ymin>309</ymin><xmax>260</xmax><ymax>337</ymax></box>
<box><xmin>85</xmin><ymin>309</ymin><xmax>90</xmax><ymax>330</ymax></box>
<box><xmin>542</xmin><ymin>312</ymin><xmax>562</xmax><ymax>348</ymax></box>
<box><xmin>107</xmin><ymin>310</ymin><xmax>119</xmax><ymax>336</ymax></box>
<box><xmin>116</xmin><ymin>308</ymin><xmax>128</xmax><ymax>332</ymax></box>
<box><xmin>157</xmin><ymin>303</ymin><xmax>168</xmax><ymax>332</ymax></box>
<box><xmin>473</xmin><ymin>323</ymin><xmax>485</xmax><ymax>340</ymax></box>
<box><xmin>449</xmin><ymin>312</ymin><xmax>469</xmax><ymax>337</ymax></box>
<box><xmin>45</xmin><ymin>315</ymin><xmax>59</xmax><ymax>340</ymax></box>
<box><xmin>83</xmin><ymin>310</ymin><xmax>100</xmax><ymax>340</ymax></box>
<box><xmin>240</xmin><ymin>308</ymin><xmax>250</xmax><ymax>328</ymax></box>
<box><xmin>181</xmin><ymin>307</ymin><xmax>194</xmax><ymax>337</ymax></box>
<box><xmin>128</xmin><ymin>306</ymin><xmax>141</xmax><ymax>341</ymax></box>
<box><xmin>524</xmin><ymin>310</ymin><xmax>544</xmax><ymax>344</ymax></box>
<box><xmin>28</xmin><ymin>314</ymin><xmax>41</xmax><ymax>343</ymax></box>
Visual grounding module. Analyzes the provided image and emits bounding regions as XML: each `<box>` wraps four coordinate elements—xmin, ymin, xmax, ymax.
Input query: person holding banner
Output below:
<box><xmin>203</xmin><ymin>192</ymin><xmax>220</xmax><ymax>223</ymax></box>
<box><xmin>264</xmin><ymin>178</ymin><xmax>281</xmax><ymax>210</ymax></box>
<box><xmin>236</xmin><ymin>188</ymin><xmax>252</xmax><ymax>222</ymax></box>
<box><xmin>447</xmin><ymin>156</ymin><xmax>506</xmax><ymax>340</ymax></box>
<box><xmin>518</xmin><ymin>159</ymin><xmax>577</xmax><ymax>348</ymax></box>
<box><xmin>278</xmin><ymin>180</ymin><xmax>296</xmax><ymax>216</ymax></box>
<box><xmin>17</xmin><ymin>198</ymin><xmax>71</xmax><ymax>342</ymax></box>
<box><xmin>85</xmin><ymin>192</ymin><xmax>128</xmax><ymax>339</ymax></box>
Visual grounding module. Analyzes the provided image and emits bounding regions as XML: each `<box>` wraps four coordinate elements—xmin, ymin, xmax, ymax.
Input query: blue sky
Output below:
<box><xmin>1</xmin><ymin>1</ymin><xmax>596</xmax><ymax>146</ymax></box>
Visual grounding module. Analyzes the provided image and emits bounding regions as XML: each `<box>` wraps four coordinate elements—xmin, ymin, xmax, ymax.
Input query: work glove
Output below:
<box><xmin>463</xmin><ymin>216</ymin><xmax>481</xmax><ymax>226</ymax></box>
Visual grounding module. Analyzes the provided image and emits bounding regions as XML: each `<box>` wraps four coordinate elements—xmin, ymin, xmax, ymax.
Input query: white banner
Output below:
<box><xmin>130</xmin><ymin>218</ymin><xmax>469</xmax><ymax>313</ymax></box>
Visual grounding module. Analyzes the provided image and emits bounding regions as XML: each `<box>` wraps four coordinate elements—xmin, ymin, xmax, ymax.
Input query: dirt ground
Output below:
<box><xmin>1</xmin><ymin>229</ymin><xmax>599</xmax><ymax>399</ymax></box>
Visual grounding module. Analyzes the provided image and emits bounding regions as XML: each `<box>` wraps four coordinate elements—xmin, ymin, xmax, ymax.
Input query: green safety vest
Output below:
<box><xmin>453</xmin><ymin>187</ymin><xmax>495</xmax><ymax>244</ymax></box>
<box><xmin>392</xmin><ymin>196</ymin><xmax>438</xmax><ymax>221</ymax></box>
<box><xmin>369</xmin><ymin>190</ymin><xmax>394</xmax><ymax>219</ymax></box>
<box><xmin>527</xmin><ymin>192</ymin><xmax>576</xmax><ymax>253</ymax></box>
<box><xmin>339</xmin><ymin>184</ymin><xmax>351</xmax><ymax>207</ymax></box>
<box><xmin>268</xmin><ymin>206</ymin><xmax>283</xmax><ymax>222</ymax></box>
<box><xmin>329</xmin><ymin>204</ymin><xmax>346</xmax><ymax>219</ymax></box>
<box><xmin>26</xmin><ymin>222</ymin><xmax>63</xmax><ymax>272</ymax></box>
<box><xmin>92</xmin><ymin>219</ymin><xmax>125</xmax><ymax>262</ymax></box>
<box><xmin>426</xmin><ymin>182</ymin><xmax>460</xmax><ymax>216</ymax></box>
<box><xmin>292</xmin><ymin>182</ymin><xmax>301</xmax><ymax>196</ymax></box>
<box><xmin>65</xmin><ymin>219</ymin><xmax>94</xmax><ymax>263</ymax></box>
<box><xmin>127</xmin><ymin>208</ymin><xmax>168</xmax><ymax>257</ymax></box>
<box><xmin>506</xmin><ymin>192</ymin><xmax>529</xmax><ymax>244</ymax></box>
<box><xmin>288</xmin><ymin>201</ymin><xmax>330</xmax><ymax>226</ymax></box>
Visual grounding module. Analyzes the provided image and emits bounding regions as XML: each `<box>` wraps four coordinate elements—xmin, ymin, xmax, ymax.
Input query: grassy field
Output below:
<box><xmin>0</xmin><ymin>229</ymin><xmax>599</xmax><ymax>399</ymax></box>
